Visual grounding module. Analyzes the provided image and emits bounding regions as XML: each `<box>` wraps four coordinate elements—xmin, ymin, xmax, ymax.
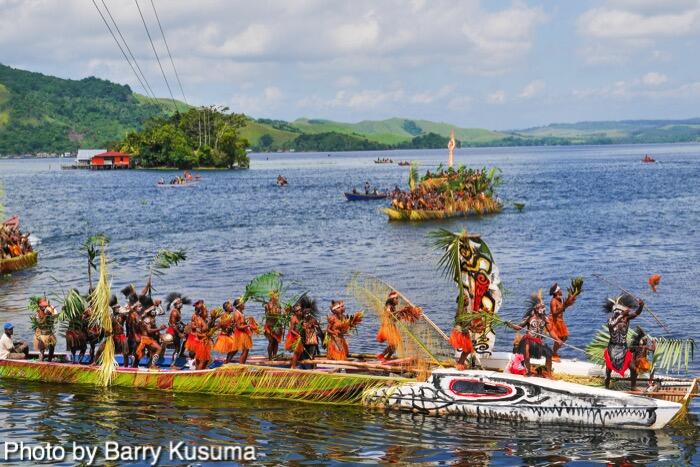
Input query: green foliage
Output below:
<box><xmin>586</xmin><ymin>325</ymin><xmax>695</xmax><ymax>374</ymax></box>
<box><xmin>119</xmin><ymin>107</ymin><xmax>249</xmax><ymax>169</ymax></box>
<box><xmin>429</xmin><ymin>229</ymin><xmax>466</xmax><ymax>317</ymax></box>
<box><xmin>0</xmin><ymin>63</ymin><xmax>183</xmax><ymax>155</ymax></box>
<box><xmin>242</xmin><ymin>272</ymin><xmax>284</xmax><ymax>303</ymax></box>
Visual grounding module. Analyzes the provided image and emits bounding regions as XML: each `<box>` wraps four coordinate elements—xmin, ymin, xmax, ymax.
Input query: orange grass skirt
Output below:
<box><xmin>186</xmin><ymin>334</ymin><xmax>212</xmax><ymax>361</ymax></box>
<box><xmin>327</xmin><ymin>337</ymin><xmax>349</xmax><ymax>360</ymax></box>
<box><xmin>233</xmin><ymin>329</ymin><xmax>253</xmax><ymax>351</ymax></box>
<box><xmin>214</xmin><ymin>334</ymin><xmax>237</xmax><ymax>353</ymax></box>
<box><xmin>376</xmin><ymin>320</ymin><xmax>401</xmax><ymax>347</ymax></box>
<box><xmin>449</xmin><ymin>328</ymin><xmax>474</xmax><ymax>353</ymax></box>
<box><xmin>547</xmin><ymin>317</ymin><xmax>569</xmax><ymax>340</ymax></box>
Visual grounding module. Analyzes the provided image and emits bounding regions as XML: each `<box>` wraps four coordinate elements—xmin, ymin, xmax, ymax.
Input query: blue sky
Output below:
<box><xmin>2</xmin><ymin>0</ymin><xmax>700</xmax><ymax>129</ymax></box>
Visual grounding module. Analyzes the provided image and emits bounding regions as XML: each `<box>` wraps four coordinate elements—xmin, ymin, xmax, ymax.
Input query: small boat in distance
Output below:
<box><xmin>374</xmin><ymin>158</ymin><xmax>393</xmax><ymax>164</ymax></box>
<box><xmin>345</xmin><ymin>191</ymin><xmax>388</xmax><ymax>201</ymax></box>
<box><xmin>276</xmin><ymin>175</ymin><xmax>288</xmax><ymax>186</ymax></box>
<box><xmin>397</xmin><ymin>160</ymin><xmax>411</xmax><ymax>166</ymax></box>
<box><xmin>642</xmin><ymin>155</ymin><xmax>656</xmax><ymax>163</ymax></box>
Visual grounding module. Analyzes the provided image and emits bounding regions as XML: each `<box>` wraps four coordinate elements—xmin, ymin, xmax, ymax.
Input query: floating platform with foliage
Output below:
<box><xmin>383</xmin><ymin>164</ymin><xmax>502</xmax><ymax>221</ymax></box>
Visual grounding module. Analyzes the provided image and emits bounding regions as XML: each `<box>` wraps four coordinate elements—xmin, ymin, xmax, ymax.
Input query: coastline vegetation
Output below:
<box><xmin>117</xmin><ymin>107</ymin><xmax>250</xmax><ymax>169</ymax></box>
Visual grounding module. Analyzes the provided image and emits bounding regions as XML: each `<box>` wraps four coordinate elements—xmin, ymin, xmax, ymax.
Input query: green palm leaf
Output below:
<box><xmin>428</xmin><ymin>229</ymin><xmax>465</xmax><ymax>316</ymax></box>
<box><xmin>150</xmin><ymin>249</ymin><xmax>187</xmax><ymax>277</ymax></box>
<box><xmin>242</xmin><ymin>271</ymin><xmax>284</xmax><ymax>303</ymax></box>
<box><xmin>586</xmin><ymin>325</ymin><xmax>695</xmax><ymax>373</ymax></box>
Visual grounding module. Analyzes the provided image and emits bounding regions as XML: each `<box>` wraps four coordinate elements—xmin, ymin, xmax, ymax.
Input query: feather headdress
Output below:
<box><xmin>523</xmin><ymin>289</ymin><xmax>544</xmax><ymax>318</ymax></box>
<box><xmin>603</xmin><ymin>293</ymin><xmax>637</xmax><ymax>313</ymax></box>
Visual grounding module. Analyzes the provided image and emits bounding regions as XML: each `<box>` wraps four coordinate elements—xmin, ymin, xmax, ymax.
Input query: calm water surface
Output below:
<box><xmin>1</xmin><ymin>144</ymin><xmax>699</xmax><ymax>465</ymax></box>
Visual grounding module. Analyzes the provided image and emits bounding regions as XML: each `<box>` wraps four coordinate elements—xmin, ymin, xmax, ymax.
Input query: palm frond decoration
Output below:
<box><xmin>455</xmin><ymin>311</ymin><xmax>508</xmax><ymax>331</ymax></box>
<box><xmin>568</xmin><ymin>276</ymin><xmax>584</xmax><ymax>297</ymax></box>
<box><xmin>57</xmin><ymin>289</ymin><xmax>87</xmax><ymax>323</ymax></box>
<box><xmin>146</xmin><ymin>249</ymin><xmax>187</xmax><ymax>294</ymax></box>
<box><xmin>408</xmin><ymin>161</ymin><xmax>420</xmax><ymax>191</ymax></box>
<box><xmin>89</xmin><ymin>243</ymin><xmax>115</xmax><ymax>386</ymax></box>
<box><xmin>347</xmin><ymin>272</ymin><xmax>453</xmax><ymax>365</ymax></box>
<box><xmin>242</xmin><ymin>271</ymin><xmax>284</xmax><ymax>303</ymax></box>
<box><xmin>585</xmin><ymin>325</ymin><xmax>695</xmax><ymax>374</ymax></box>
<box><xmin>82</xmin><ymin>233</ymin><xmax>110</xmax><ymax>290</ymax></box>
<box><xmin>428</xmin><ymin>229</ymin><xmax>466</xmax><ymax>316</ymax></box>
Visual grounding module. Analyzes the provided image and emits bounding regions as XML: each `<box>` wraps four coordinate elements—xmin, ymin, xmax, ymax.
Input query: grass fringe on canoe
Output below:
<box><xmin>0</xmin><ymin>361</ymin><xmax>407</xmax><ymax>405</ymax></box>
<box><xmin>586</xmin><ymin>325</ymin><xmax>695</xmax><ymax>374</ymax></box>
<box><xmin>0</xmin><ymin>251</ymin><xmax>38</xmax><ymax>274</ymax></box>
<box><xmin>383</xmin><ymin>196</ymin><xmax>501</xmax><ymax>221</ymax></box>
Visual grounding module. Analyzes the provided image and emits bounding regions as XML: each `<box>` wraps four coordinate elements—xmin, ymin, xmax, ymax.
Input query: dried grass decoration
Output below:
<box><xmin>89</xmin><ymin>242</ymin><xmax>116</xmax><ymax>386</ymax></box>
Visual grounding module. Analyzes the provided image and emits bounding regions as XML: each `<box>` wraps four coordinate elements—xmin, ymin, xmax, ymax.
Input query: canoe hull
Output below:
<box><xmin>0</xmin><ymin>252</ymin><xmax>38</xmax><ymax>274</ymax></box>
<box><xmin>0</xmin><ymin>359</ymin><xmax>403</xmax><ymax>404</ymax></box>
<box><xmin>367</xmin><ymin>369</ymin><xmax>681</xmax><ymax>429</ymax></box>
<box><xmin>344</xmin><ymin>192</ymin><xmax>387</xmax><ymax>201</ymax></box>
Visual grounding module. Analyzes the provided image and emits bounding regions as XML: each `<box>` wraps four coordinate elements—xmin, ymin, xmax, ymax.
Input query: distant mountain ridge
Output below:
<box><xmin>1</xmin><ymin>63</ymin><xmax>700</xmax><ymax>155</ymax></box>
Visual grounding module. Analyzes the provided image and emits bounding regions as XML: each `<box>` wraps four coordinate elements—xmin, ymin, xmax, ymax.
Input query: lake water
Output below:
<box><xmin>1</xmin><ymin>143</ymin><xmax>699</xmax><ymax>465</ymax></box>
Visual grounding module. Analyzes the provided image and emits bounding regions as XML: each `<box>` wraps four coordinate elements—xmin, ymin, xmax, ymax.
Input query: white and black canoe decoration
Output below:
<box><xmin>367</xmin><ymin>369</ymin><xmax>683</xmax><ymax>429</ymax></box>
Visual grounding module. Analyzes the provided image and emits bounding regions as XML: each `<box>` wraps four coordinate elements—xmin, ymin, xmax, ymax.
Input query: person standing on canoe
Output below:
<box><xmin>286</xmin><ymin>303</ymin><xmax>305</xmax><ymax>368</ymax></box>
<box><xmin>630</xmin><ymin>326</ymin><xmax>656</xmax><ymax>388</ymax></box>
<box><xmin>165</xmin><ymin>294</ymin><xmax>190</xmax><ymax>365</ymax></box>
<box><xmin>326</xmin><ymin>300</ymin><xmax>350</xmax><ymax>361</ymax></box>
<box><xmin>185</xmin><ymin>300</ymin><xmax>212</xmax><ymax>370</ymax></box>
<box><xmin>547</xmin><ymin>282</ymin><xmax>578</xmax><ymax>362</ymax></box>
<box><xmin>508</xmin><ymin>291</ymin><xmax>556</xmax><ymax>376</ymax></box>
<box><xmin>33</xmin><ymin>298</ymin><xmax>58</xmax><ymax>362</ymax></box>
<box><xmin>603</xmin><ymin>294</ymin><xmax>644</xmax><ymax>389</ymax></box>
<box><xmin>377</xmin><ymin>291</ymin><xmax>422</xmax><ymax>362</ymax></box>
<box><xmin>213</xmin><ymin>300</ymin><xmax>237</xmax><ymax>363</ymax></box>
<box><xmin>263</xmin><ymin>292</ymin><xmax>284</xmax><ymax>360</ymax></box>
<box><xmin>232</xmin><ymin>298</ymin><xmax>253</xmax><ymax>364</ymax></box>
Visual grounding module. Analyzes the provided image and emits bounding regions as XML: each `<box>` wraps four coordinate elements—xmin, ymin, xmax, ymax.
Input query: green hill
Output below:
<box><xmin>3</xmin><ymin>63</ymin><xmax>700</xmax><ymax>155</ymax></box>
<box><xmin>0</xmin><ymin>63</ymin><xmax>185</xmax><ymax>155</ymax></box>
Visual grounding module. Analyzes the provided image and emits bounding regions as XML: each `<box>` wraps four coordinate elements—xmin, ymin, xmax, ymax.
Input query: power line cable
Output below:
<box><xmin>100</xmin><ymin>0</ymin><xmax>157</xmax><ymax>100</ymax></box>
<box><xmin>134</xmin><ymin>0</ymin><xmax>178</xmax><ymax>111</ymax></box>
<box><xmin>149</xmin><ymin>0</ymin><xmax>188</xmax><ymax>105</ymax></box>
<box><xmin>91</xmin><ymin>0</ymin><xmax>152</xmax><ymax>99</ymax></box>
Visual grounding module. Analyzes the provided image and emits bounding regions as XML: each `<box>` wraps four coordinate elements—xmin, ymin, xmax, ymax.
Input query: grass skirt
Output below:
<box><xmin>214</xmin><ymin>334</ymin><xmax>237</xmax><ymax>353</ymax></box>
<box><xmin>33</xmin><ymin>330</ymin><xmax>56</xmax><ymax>350</ymax></box>
<box><xmin>186</xmin><ymin>334</ymin><xmax>212</xmax><ymax>361</ymax></box>
<box><xmin>327</xmin><ymin>336</ymin><xmax>349</xmax><ymax>360</ymax></box>
<box><xmin>449</xmin><ymin>328</ymin><xmax>474</xmax><ymax>353</ymax></box>
<box><xmin>233</xmin><ymin>329</ymin><xmax>253</xmax><ymax>351</ymax></box>
<box><xmin>376</xmin><ymin>319</ymin><xmax>400</xmax><ymax>347</ymax></box>
<box><xmin>517</xmin><ymin>335</ymin><xmax>552</xmax><ymax>359</ymax></box>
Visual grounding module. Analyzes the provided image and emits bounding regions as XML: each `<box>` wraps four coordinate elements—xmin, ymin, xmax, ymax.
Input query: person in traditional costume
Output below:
<box><xmin>263</xmin><ymin>292</ymin><xmax>284</xmax><ymax>360</ymax></box>
<box><xmin>232</xmin><ymin>298</ymin><xmax>253</xmax><ymax>364</ymax></box>
<box><xmin>377</xmin><ymin>290</ymin><xmax>422</xmax><ymax>362</ymax></box>
<box><xmin>285</xmin><ymin>303</ymin><xmax>305</xmax><ymax>368</ymax></box>
<box><xmin>94</xmin><ymin>300</ymin><xmax>129</xmax><ymax>367</ymax></box>
<box><xmin>33</xmin><ymin>298</ymin><xmax>58</xmax><ymax>362</ymax></box>
<box><xmin>134</xmin><ymin>312</ymin><xmax>165</xmax><ymax>368</ymax></box>
<box><xmin>603</xmin><ymin>294</ymin><xmax>644</xmax><ymax>389</ymax></box>
<box><xmin>213</xmin><ymin>300</ymin><xmax>238</xmax><ymax>363</ymax></box>
<box><xmin>631</xmin><ymin>326</ymin><xmax>656</xmax><ymax>389</ymax></box>
<box><xmin>163</xmin><ymin>294</ymin><xmax>189</xmax><ymax>365</ymax></box>
<box><xmin>547</xmin><ymin>282</ymin><xmax>577</xmax><ymax>361</ymax></box>
<box><xmin>508</xmin><ymin>291</ymin><xmax>556</xmax><ymax>376</ymax></box>
<box><xmin>326</xmin><ymin>300</ymin><xmax>349</xmax><ymax>361</ymax></box>
<box><xmin>185</xmin><ymin>300</ymin><xmax>212</xmax><ymax>370</ymax></box>
<box><xmin>302</xmin><ymin>311</ymin><xmax>322</xmax><ymax>365</ymax></box>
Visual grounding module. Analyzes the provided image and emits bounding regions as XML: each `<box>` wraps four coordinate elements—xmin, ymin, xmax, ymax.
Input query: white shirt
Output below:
<box><xmin>0</xmin><ymin>333</ymin><xmax>15</xmax><ymax>359</ymax></box>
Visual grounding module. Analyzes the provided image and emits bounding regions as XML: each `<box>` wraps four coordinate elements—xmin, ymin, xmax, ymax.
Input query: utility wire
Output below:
<box><xmin>100</xmin><ymin>0</ymin><xmax>156</xmax><ymax>100</ymax></box>
<box><xmin>91</xmin><ymin>0</ymin><xmax>152</xmax><ymax>99</ymax></box>
<box><xmin>149</xmin><ymin>0</ymin><xmax>188</xmax><ymax>105</ymax></box>
<box><xmin>134</xmin><ymin>0</ymin><xmax>178</xmax><ymax>111</ymax></box>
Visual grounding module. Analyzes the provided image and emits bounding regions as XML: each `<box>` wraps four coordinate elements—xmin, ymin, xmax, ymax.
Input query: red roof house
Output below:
<box><xmin>90</xmin><ymin>151</ymin><xmax>132</xmax><ymax>169</ymax></box>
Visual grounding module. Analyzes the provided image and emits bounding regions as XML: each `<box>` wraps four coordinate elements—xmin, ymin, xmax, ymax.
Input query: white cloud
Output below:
<box><xmin>641</xmin><ymin>72</ymin><xmax>668</xmax><ymax>86</ymax></box>
<box><xmin>487</xmin><ymin>90</ymin><xmax>507</xmax><ymax>104</ymax></box>
<box><xmin>335</xmin><ymin>75</ymin><xmax>359</xmax><ymax>88</ymax></box>
<box><xmin>518</xmin><ymin>80</ymin><xmax>545</xmax><ymax>98</ymax></box>
<box><xmin>410</xmin><ymin>85</ymin><xmax>455</xmax><ymax>104</ymax></box>
<box><xmin>577</xmin><ymin>2</ymin><xmax>700</xmax><ymax>65</ymax></box>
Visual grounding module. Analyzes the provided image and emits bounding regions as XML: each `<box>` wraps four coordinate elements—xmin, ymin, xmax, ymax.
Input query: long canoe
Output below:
<box><xmin>344</xmin><ymin>192</ymin><xmax>388</xmax><ymax>201</ymax></box>
<box><xmin>0</xmin><ymin>251</ymin><xmax>38</xmax><ymax>274</ymax></box>
<box><xmin>0</xmin><ymin>357</ymin><xmax>688</xmax><ymax>429</ymax></box>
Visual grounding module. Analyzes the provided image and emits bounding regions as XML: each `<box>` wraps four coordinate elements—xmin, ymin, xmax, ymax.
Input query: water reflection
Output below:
<box><xmin>0</xmin><ymin>379</ymin><xmax>697</xmax><ymax>465</ymax></box>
